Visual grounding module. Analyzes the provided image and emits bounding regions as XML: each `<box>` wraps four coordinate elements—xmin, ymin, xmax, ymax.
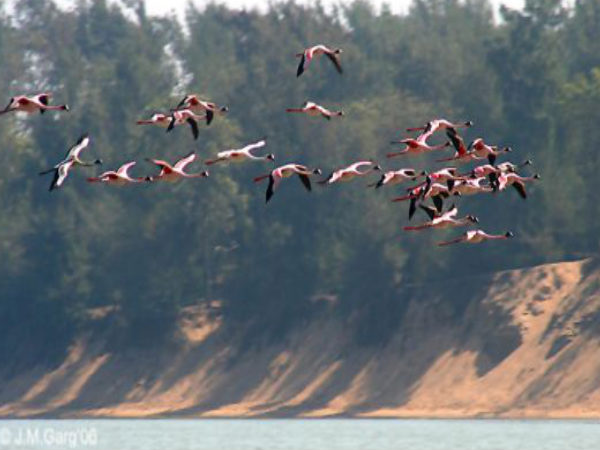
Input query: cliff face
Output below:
<box><xmin>1</xmin><ymin>258</ymin><xmax>600</xmax><ymax>419</ymax></box>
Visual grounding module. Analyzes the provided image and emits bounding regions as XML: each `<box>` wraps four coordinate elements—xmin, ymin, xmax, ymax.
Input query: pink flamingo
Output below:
<box><xmin>173</xmin><ymin>94</ymin><xmax>228</xmax><ymax>125</ymax></box>
<box><xmin>253</xmin><ymin>163</ymin><xmax>322</xmax><ymax>203</ymax></box>
<box><xmin>146</xmin><ymin>152</ymin><xmax>209</xmax><ymax>182</ymax></box>
<box><xmin>296</xmin><ymin>45</ymin><xmax>343</xmax><ymax>77</ymax></box>
<box><xmin>1</xmin><ymin>93</ymin><xmax>69</xmax><ymax>115</ymax></box>
<box><xmin>319</xmin><ymin>161</ymin><xmax>381</xmax><ymax>185</ymax></box>
<box><xmin>286</xmin><ymin>101</ymin><xmax>343</xmax><ymax>120</ymax></box>
<box><xmin>403</xmin><ymin>204</ymin><xmax>478</xmax><ymax>231</ymax></box>
<box><xmin>438</xmin><ymin>230</ymin><xmax>514</xmax><ymax>247</ymax></box>
<box><xmin>87</xmin><ymin>161</ymin><xmax>146</xmax><ymax>185</ymax></box>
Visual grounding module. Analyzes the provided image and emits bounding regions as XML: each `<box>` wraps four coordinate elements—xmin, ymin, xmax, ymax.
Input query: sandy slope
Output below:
<box><xmin>1</xmin><ymin>258</ymin><xmax>600</xmax><ymax>419</ymax></box>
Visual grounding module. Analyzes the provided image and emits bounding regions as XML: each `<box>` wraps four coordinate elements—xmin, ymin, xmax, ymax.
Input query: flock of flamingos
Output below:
<box><xmin>1</xmin><ymin>44</ymin><xmax>540</xmax><ymax>247</ymax></box>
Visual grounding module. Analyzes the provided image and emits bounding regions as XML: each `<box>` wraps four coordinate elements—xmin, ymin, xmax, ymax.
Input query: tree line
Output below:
<box><xmin>0</xmin><ymin>0</ymin><xmax>598</xmax><ymax>368</ymax></box>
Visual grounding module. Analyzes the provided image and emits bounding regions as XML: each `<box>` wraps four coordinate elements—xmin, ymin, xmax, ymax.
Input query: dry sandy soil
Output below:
<box><xmin>1</xmin><ymin>258</ymin><xmax>600</xmax><ymax>418</ymax></box>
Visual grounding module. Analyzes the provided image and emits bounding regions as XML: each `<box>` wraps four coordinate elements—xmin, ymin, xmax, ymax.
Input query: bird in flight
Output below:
<box><xmin>205</xmin><ymin>138</ymin><xmax>273</xmax><ymax>165</ymax></box>
<box><xmin>296</xmin><ymin>45</ymin><xmax>343</xmax><ymax>77</ymax></box>
<box><xmin>87</xmin><ymin>161</ymin><xmax>147</xmax><ymax>185</ymax></box>
<box><xmin>254</xmin><ymin>163</ymin><xmax>322</xmax><ymax>203</ymax></box>
<box><xmin>172</xmin><ymin>94</ymin><xmax>228</xmax><ymax>125</ymax></box>
<box><xmin>0</xmin><ymin>93</ymin><xmax>69</xmax><ymax>115</ymax></box>
<box><xmin>39</xmin><ymin>134</ymin><xmax>102</xmax><ymax>191</ymax></box>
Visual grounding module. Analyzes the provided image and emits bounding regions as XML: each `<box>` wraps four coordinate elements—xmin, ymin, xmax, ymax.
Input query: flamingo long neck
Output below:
<box><xmin>184</xmin><ymin>172</ymin><xmax>206</xmax><ymax>178</ymax></box>
<box><xmin>41</xmin><ymin>104</ymin><xmax>66</xmax><ymax>111</ymax></box>
<box><xmin>253</xmin><ymin>174</ymin><xmax>271</xmax><ymax>183</ymax></box>
<box><xmin>77</xmin><ymin>159</ymin><xmax>97</xmax><ymax>167</ymax></box>
<box><xmin>356</xmin><ymin>167</ymin><xmax>375</xmax><ymax>176</ymax></box>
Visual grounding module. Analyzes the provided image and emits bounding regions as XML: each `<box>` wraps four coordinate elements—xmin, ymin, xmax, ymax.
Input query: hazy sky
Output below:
<box><xmin>53</xmin><ymin>0</ymin><xmax>526</xmax><ymax>19</ymax></box>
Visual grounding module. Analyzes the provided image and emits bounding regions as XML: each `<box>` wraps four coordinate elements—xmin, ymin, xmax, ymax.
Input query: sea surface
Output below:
<box><xmin>0</xmin><ymin>419</ymin><xmax>598</xmax><ymax>450</ymax></box>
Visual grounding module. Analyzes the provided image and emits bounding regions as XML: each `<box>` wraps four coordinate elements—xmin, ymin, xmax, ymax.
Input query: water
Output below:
<box><xmin>0</xmin><ymin>419</ymin><xmax>598</xmax><ymax>450</ymax></box>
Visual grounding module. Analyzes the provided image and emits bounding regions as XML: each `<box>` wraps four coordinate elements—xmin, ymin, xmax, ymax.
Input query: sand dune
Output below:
<box><xmin>1</xmin><ymin>258</ymin><xmax>600</xmax><ymax>418</ymax></box>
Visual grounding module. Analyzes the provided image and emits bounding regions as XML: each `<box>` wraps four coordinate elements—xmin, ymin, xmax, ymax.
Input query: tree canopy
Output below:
<box><xmin>0</xmin><ymin>0</ymin><xmax>598</xmax><ymax>366</ymax></box>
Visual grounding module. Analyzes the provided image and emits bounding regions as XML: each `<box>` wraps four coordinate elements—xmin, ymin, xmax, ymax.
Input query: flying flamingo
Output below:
<box><xmin>173</xmin><ymin>94</ymin><xmax>228</xmax><ymax>125</ymax></box>
<box><xmin>496</xmin><ymin>160</ymin><xmax>533</xmax><ymax>173</ymax></box>
<box><xmin>146</xmin><ymin>152</ymin><xmax>209</xmax><ymax>182</ymax></box>
<box><xmin>387</xmin><ymin>138</ymin><xmax>450</xmax><ymax>158</ymax></box>
<box><xmin>87</xmin><ymin>161</ymin><xmax>146</xmax><ymax>185</ymax></box>
<box><xmin>405</xmin><ymin>167</ymin><xmax>463</xmax><ymax>191</ymax></box>
<box><xmin>319</xmin><ymin>161</ymin><xmax>381</xmax><ymax>185</ymax></box>
<box><xmin>253</xmin><ymin>163</ymin><xmax>322</xmax><ymax>203</ymax></box>
<box><xmin>166</xmin><ymin>109</ymin><xmax>206</xmax><ymax>140</ymax></box>
<box><xmin>437</xmin><ymin>230</ymin><xmax>514</xmax><ymax>247</ymax></box>
<box><xmin>296</xmin><ymin>45</ymin><xmax>343</xmax><ymax>77</ymax></box>
<box><xmin>392</xmin><ymin>177</ymin><xmax>456</xmax><ymax>219</ymax></box>
<box><xmin>39</xmin><ymin>134</ymin><xmax>102</xmax><ymax>191</ymax></box>
<box><xmin>469</xmin><ymin>138</ymin><xmax>512</xmax><ymax>165</ymax></box>
<box><xmin>447</xmin><ymin>177</ymin><xmax>493</xmax><ymax>196</ymax></box>
<box><xmin>0</xmin><ymin>93</ymin><xmax>69</xmax><ymax>115</ymax></box>
<box><xmin>369</xmin><ymin>168</ymin><xmax>426</xmax><ymax>188</ymax></box>
<box><xmin>403</xmin><ymin>204</ymin><xmax>479</xmax><ymax>231</ymax></box>
<box><xmin>137</xmin><ymin>111</ymin><xmax>204</xmax><ymax>140</ymax></box>
<box><xmin>406</xmin><ymin>119</ymin><xmax>473</xmax><ymax>135</ymax></box>
<box><xmin>205</xmin><ymin>138</ymin><xmax>273</xmax><ymax>165</ymax></box>
<box><xmin>286</xmin><ymin>101</ymin><xmax>343</xmax><ymax>120</ymax></box>
<box><xmin>496</xmin><ymin>173</ymin><xmax>540</xmax><ymax>198</ymax></box>
<box><xmin>464</xmin><ymin>163</ymin><xmax>504</xmax><ymax>188</ymax></box>
<box><xmin>469</xmin><ymin>163</ymin><xmax>503</xmax><ymax>178</ymax></box>
<box><xmin>433</xmin><ymin>127</ymin><xmax>479</xmax><ymax>164</ymax></box>
<box><xmin>404</xmin><ymin>119</ymin><xmax>472</xmax><ymax>145</ymax></box>
<box><xmin>136</xmin><ymin>112</ymin><xmax>172</xmax><ymax>128</ymax></box>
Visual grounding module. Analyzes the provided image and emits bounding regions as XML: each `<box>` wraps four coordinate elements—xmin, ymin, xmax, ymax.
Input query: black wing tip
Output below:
<box><xmin>296</xmin><ymin>53</ymin><xmax>305</xmax><ymax>77</ymax></box>
<box><xmin>187</xmin><ymin>118</ymin><xmax>199</xmax><ymax>140</ymax></box>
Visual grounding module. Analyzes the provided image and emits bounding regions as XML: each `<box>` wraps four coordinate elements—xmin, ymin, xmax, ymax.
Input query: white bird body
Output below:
<box><xmin>296</xmin><ymin>44</ymin><xmax>343</xmax><ymax>76</ymax></box>
<box><xmin>449</xmin><ymin>177</ymin><xmax>493</xmax><ymax>196</ymax></box>
<box><xmin>406</xmin><ymin>167</ymin><xmax>462</xmax><ymax>191</ymax></box>
<box><xmin>371</xmin><ymin>168</ymin><xmax>421</xmax><ymax>188</ymax></box>
<box><xmin>438</xmin><ymin>230</ymin><xmax>514</xmax><ymax>246</ymax></box>
<box><xmin>205</xmin><ymin>139</ymin><xmax>273</xmax><ymax>165</ymax></box>
<box><xmin>404</xmin><ymin>205</ymin><xmax>478</xmax><ymax>231</ymax></box>
<box><xmin>136</xmin><ymin>113</ymin><xmax>172</xmax><ymax>128</ymax></box>
<box><xmin>174</xmin><ymin>94</ymin><xmax>228</xmax><ymax>125</ymax></box>
<box><xmin>253</xmin><ymin>163</ymin><xmax>321</xmax><ymax>203</ymax></box>
<box><xmin>497</xmin><ymin>172</ymin><xmax>540</xmax><ymax>198</ymax></box>
<box><xmin>387</xmin><ymin>138</ymin><xmax>450</xmax><ymax>158</ymax></box>
<box><xmin>469</xmin><ymin>138</ymin><xmax>511</xmax><ymax>164</ymax></box>
<box><xmin>147</xmin><ymin>152</ymin><xmax>208</xmax><ymax>182</ymax></box>
<box><xmin>39</xmin><ymin>134</ymin><xmax>101</xmax><ymax>191</ymax></box>
<box><xmin>286</xmin><ymin>101</ymin><xmax>343</xmax><ymax>119</ymax></box>
<box><xmin>406</xmin><ymin>119</ymin><xmax>473</xmax><ymax>143</ymax></box>
<box><xmin>88</xmin><ymin>161</ymin><xmax>145</xmax><ymax>185</ymax></box>
<box><xmin>471</xmin><ymin>164</ymin><xmax>501</xmax><ymax>178</ymax></box>
<box><xmin>1</xmin><ymin>93</ymin><xmax>69</xmax><ymax>115</ymax></box>
<box><xmin>137</xmin><ymin>110</ymin><xmax>204</xmax><ymax>139</ymax></box>
<box><xmin>320</xmin><ymin>161</ymin><xmax>381</xmax><ymax>184</ymax></box>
